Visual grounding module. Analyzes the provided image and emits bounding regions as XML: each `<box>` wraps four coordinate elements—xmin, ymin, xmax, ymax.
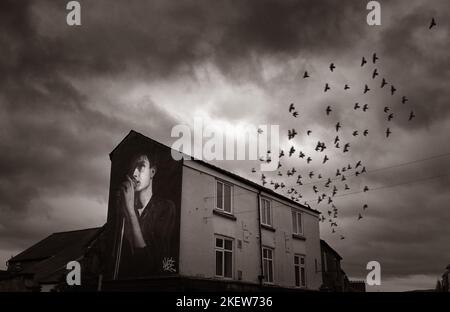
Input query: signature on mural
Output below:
<box><xmin>162</xmin><ymin>257</ymin><xmax>176</xmax><ymax>272</ymax></box>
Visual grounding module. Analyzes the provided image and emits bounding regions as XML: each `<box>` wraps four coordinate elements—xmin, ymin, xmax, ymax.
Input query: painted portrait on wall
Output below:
<box><xmin>106</xmin><ymin>131</ymin><xmax>183</xmax><ymax>279</ymax></box>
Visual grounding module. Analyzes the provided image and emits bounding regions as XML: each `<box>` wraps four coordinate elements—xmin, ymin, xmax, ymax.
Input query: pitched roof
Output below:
<box><xmin>110</xmin><ymin>130</ymin><xmax>320</xmax><ymax>215</ymax></box>
<box><xmin>320</xmin><ymin>239</ymin><xmax>343</xmax><ymax>260</ymax></box>
<box><xmin>9</xmin><ymin>227</ymin><xmax>103</xmax><ymax>284</ymax></box>
<box><xmin>10</xmin><ymin>228</ymin><xmax>101</xmax><ymax>263</ymax></box>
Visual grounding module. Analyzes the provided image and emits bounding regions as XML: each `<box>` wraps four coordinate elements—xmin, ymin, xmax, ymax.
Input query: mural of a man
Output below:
<box><xmin>116</xmin><ymin>150</ymin><xmax>178</xmax><ymax>278</ymax></box>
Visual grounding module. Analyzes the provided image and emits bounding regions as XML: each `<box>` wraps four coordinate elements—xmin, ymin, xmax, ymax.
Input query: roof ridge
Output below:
<box><xmin>51</xmin><ymin>226</ymin><xmax>102</xmax><ymax>235</ymax></box>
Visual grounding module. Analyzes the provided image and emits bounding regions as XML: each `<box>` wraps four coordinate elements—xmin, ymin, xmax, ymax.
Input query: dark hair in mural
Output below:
<box><xmin>105</xmin><ymin>132</ymin><xmax>183</xmax><ymax>280</ymax></box>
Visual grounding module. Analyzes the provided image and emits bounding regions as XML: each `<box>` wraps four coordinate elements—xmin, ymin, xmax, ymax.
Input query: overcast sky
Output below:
<box><xmin>1</xmin><ymin>0</ymin><xmax>449</xmax><ymax>291</ymax></box>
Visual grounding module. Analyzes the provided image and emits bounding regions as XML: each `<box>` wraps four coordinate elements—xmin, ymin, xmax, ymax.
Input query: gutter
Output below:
<box><xmin>257</xmin><ymin>190</ymin><xmax>264</xmax><ymax>286</ymax></box>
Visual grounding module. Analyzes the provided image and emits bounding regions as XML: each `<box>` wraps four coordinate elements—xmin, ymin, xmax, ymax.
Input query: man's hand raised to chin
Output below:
<box><xmin>120</xmin><ymin>175</ymin><xmax>146</xmax><ymax>248</ymax></box>
<box><xmin>121</xmin><ymin>175</ymin><xmax>137</xmax><ymax>220</ymax></box>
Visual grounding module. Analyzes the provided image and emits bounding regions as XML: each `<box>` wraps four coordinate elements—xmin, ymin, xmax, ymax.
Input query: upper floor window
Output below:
<box><xmin>292</xmin><ymin>209</ymin><xmax>303</xmax><ymax>235</ymax></box>
<box><xmin>216</xmin><ymin>180</ymin><xmax>232</xmax><ymax>213</ymax></box>
<box><xmin>260</xmin><ymin>198</ymin><xmax>272</xmax><ymax>227</ymax></box>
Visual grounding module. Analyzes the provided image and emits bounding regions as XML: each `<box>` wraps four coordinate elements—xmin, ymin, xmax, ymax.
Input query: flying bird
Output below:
<box><xmin>334</xmin><ymin>136</ymin><xmax>340</xmax><ymax>144</ymax></box>
<box><xmin>384</xmin><ymin>106</ymin><xmax>390</xmax><ymax>113</ymax></box>
<box><xmin>364</xmin><ymin>84</ymin><xmax>370</xmax><ymax>94</ymax></box>
<box><xmin>361</xmin><ymin>56</ymin><xmax>367</xmax><ymax>67</ymax></box>
<box><xmin>323</xmin><ymin>155</ymin><xmax>329</xmax><ymax>164</ymax></box>
<box><xmin>372</xmin><ymin>53</ymin><xmax>379</xmax><ymax>64</ymax></box>
<box><xmin>344</xmin><ymin>84</ymin><xmax>350</xmax><ymax>90</ymax></box>
<box><xmin>309</xmin><ymin>171</ymin><xmax>315</xmax><ymax>179</ymax></box>
<box><xmin>429</xmin><ymin>17</ymin><xmax>437</xmax><ymax>29</ymax></box>
<box><xmin>409</xmin><ymin>111</ymin><xmax>416</xmax><ymax>121</ymax></box>
<box><xmin>307</xmin><ymin>130</ymin><xmax>312</xmax><ymax>136</ymax></box>
<box><xmin>257</xmin><ymin>128</ymin><xmax>263</xmax><ymax>134</ymax></box>
<box><xmin>352</xmin><ymin>130</ymin><xmax>358</xmax><ymax>137</ymax></box>
<box><xmin>251</xmin><ymin>168</ymin><xmax>256</xmax><ymax>173</ymax></box>
<box><xmin>401</xmin><ymin>96</ymin><xmax>408</xmax><ymax>104</ymax></box>
<box><xmin>340</xmin><ymin>235</ymin><xmax>345</xmax><ymax>240</ymax></box>
<box><xmin>356</xmin><ymin>160</ymin><xmax>362</xmax><ymax>168</ymax></box>
<box><xmin>292</xmin><ymin>111</ymin><xmax>299</xmax><ymax>117</ymax></box>
<box><xmin>335</xmin><ymin>122</ymin><xmax>341</xmax><ymax>132</ymax></box>
<box><xmin>299</xmin><ymin>151</ymin><xmax>305</xmax><ymax>158</ymax></box>
<box><xmin>381</xmin><ymin>78</ymin><xmax>387</xmax><ymax>88</ymax></box>
<box><xmin>372</xmin><ymin>69</ymin><xmax>378</xmax><ymax>79</ymax></box>
<box><xmin>330</xmin><ymin>63</ymin><xmax>336</xmax><ymax>72</ymax></box>
<box><xmin>386</xmin><ymin>128</ymin><xmax>391</xmax><ymax>138</ymax></box>
<box><xmin>363</xmin><ymin>104</ymin><xmax>369</xmax><ymax>112</ymax></box>
<box><xmin>289</xmin><ymin>146</ymin><xmax>296</xmax><ymax>157</ymax></box>
<box><xmin>303</xmin><ymin>71</ymin><xmax>310</xmax><ymax>78</ymax></box>
<box><xmin>363</xmin><ymin>186</ymin><xmax>369</xmax><ymax>192</ymax></box>
<box><xmin>288</xmin><ymin>129</ymin><xmax>298</xmax><ymax>139</ymax></box>
<box><xmin>326</xmin><ymin>106</ymin><xmax>332</xmax><ymax>115</ymax></box>
<box><xmin>289</xmin><ymin>103</ymin><xmax>295</xmax><ymax>112</ymax></box>
<box><xmin>343</xmin><ymin>143</ymin><xmax>350</xmax><ymax>153</ymax></box>
<box><xmin>354</xmin><ymin>102</ymin><xmax>360</xmax><ymax>110</ymax></box>
<box><xmin>363</xmin><ymin>204</ymin><xmax>368</xmax><ymax>210</ymax></box>
<box><xmin>391</xmin><ymin>85</ymin><xmax>397</xmax><ymax>95</ymax></box>
<box><xmin>358</xmin><ymin>213</ymin><xmax>363</xmax><ymax>220</ymax></box>
<box><xmin>363</xmin><ymin>129</ymin><xmax>368</xmax><ymax>136</ymax></box>
<box><xmin>388</xmin><ymin>113</ymin><xmax>394</xmax><ymax>121</ymax></box>
<box><xmin>324</xmin><ymin>83</ymin><xmax>330</xmax><ymax>92</ymax></box>
<box><xmin>307</xmin><ymin>157</ymin><xmax>312</xmax><ymax>164</ymax></box>
<box><xmin>345</xmin><ymin>184</ymin><xmax>350</xmax><ymax>190</ymax></box>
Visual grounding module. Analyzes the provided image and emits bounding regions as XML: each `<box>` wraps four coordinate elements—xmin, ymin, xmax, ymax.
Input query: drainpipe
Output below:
<box><xmin>257</xmin><ymin>190</ymin><xmax>264</xmax><ymax>286</ymax></box>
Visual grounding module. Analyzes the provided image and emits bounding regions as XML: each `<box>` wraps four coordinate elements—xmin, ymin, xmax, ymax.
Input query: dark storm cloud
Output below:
<box><xmin>2</xmin><ymin>0</ymin><xmax>367</xmax><ymax>80</ymax></box>
<box><xmin>0</xmin><ymin>0</ymin><xmax>368</xmax><ymax>212</ymax></box>
<box><xmin>376</xmin><ymin>3</ymin><xmax>450</xmax><ymax>129</ymax></box>
<box><xmin>1</xmin><ymin>0</ymin><xmax>449</xmax><ymax>291</ymax></box>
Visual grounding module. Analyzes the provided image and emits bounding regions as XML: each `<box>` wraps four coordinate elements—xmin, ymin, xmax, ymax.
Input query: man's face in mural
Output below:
<box><xmin>129</xmin><ymin>154</ymin><xmax>156</xmax><ymax>192</ymax></box>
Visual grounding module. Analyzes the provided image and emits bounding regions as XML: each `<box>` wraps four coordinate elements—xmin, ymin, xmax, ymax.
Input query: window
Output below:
<box><xmin>260</xmin><ymin>198</ymin><xmax>272</xmax><ymax>226</ymax></box>
<box><xmin>215</xmin><ymin>237</ymin><xmax>233</xmax><ymax>278</ymax></box>
<box><xmin>216</xmin><ymin>180</ymin><xmax>232</xmax><ymax>213</ymax></box>
<box><xmin>292</xmin><ymin>210</ymin><xmax>303</xmax><ymax>235</ymax></box>
<box><xmin>262</xmin><ymin>247</ymin><xmax>274</xmax><ymax>283</ymax></box>
<box><xmin>294</xmin><ymin>255</ymin><xmax>306</xmax><ymax>288</ymax></box>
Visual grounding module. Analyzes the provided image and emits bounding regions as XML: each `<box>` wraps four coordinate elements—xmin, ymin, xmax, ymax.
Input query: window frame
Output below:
<box><xmin>262</xmin><ymin>246</ymin><xmax>274</xmax><ymax>284</ymax></box>
<box><xmin>260</xmin><ymin>197</ymin><xmax>273</xmax><ymax>227</ymax></box>
<box><xmin>294</xmin><ymin>254</ymin><xmax>307</xmax><ymax>288</ymax></box>
<box><xmin>215</xmin><ymin>236</ymin><xmax>234</xmax><ymax>279</ymax></box>
<box><xmin>215</xmin><ymin>180</ymin><xmax>233</xmax><ymax>214</ymax></box>
<box><xmin>292</xmin><ymin>209</ymin><xmax>304</xmax><ymax>236</ymax></box>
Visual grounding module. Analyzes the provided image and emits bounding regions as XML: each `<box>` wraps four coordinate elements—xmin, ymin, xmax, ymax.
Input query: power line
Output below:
<box><xmin>303</xmin><ymin>171</ymin><xmax>450</xmax><ymax>205</ymax></box>
<box><xmin>277</xmin><ymin>150</ymin><xmax>450</xmax><ymax>189</ymax></box>
<box><xmin>202</xmin><ymin>151</ymin><xmax>450</xmax><ymax>210</ymax></box>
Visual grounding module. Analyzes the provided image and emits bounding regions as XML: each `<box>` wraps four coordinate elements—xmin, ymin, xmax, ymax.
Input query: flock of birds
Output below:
<box><xmin>247</xmin><ymin>16</ymin><xmax>439</xmax><ymax>238</ymax></box>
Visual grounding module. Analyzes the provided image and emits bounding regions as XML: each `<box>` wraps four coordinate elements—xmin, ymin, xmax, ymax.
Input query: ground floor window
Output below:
<box><xmin>262</xmin><ymin>247</ymin><xmax>274</xmax><ymax>283</ymax></box>
<box><xmin>215</xmin><ymin>236</ymin><xmax>233</xmax><ymax>278</ymax></box>
<box><xmin>294</xmin><ymin>254</ymin><xmax>306</xmax><ymax>287</ymax></box>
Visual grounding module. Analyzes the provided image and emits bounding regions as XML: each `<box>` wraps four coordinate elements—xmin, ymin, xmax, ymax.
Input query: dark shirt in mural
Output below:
<box><xmin>119</xmin><ymin>196</ymin><xmax>177</xmax><ymax>278</ymax></box>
